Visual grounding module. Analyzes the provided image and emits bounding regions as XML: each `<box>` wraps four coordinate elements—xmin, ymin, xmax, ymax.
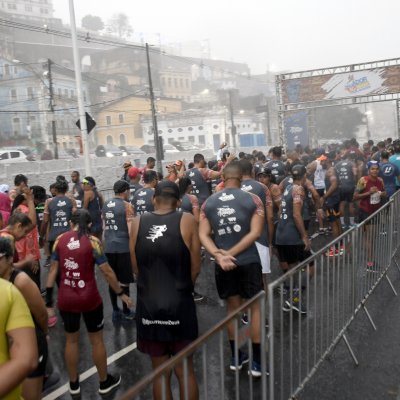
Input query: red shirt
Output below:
<box><xmin>356</xmin><ymin>176</ymin><xmax>385</xmax><ymax>214</ymax></box>
<box><xmin>52</xmin><ymin>230</ymin><xmax>107</xmax><ymax>312</ymax></box>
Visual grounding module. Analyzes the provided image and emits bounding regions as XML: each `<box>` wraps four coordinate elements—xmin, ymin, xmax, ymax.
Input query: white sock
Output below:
<box><xmin>340</xmin><ymin>217</ymin><xmax>345</xmax><ymax>225</ymax></box>
<box><xmin>350</xmin><ymin>217</ymin><xmax>355</xmax><ymax>225</ymax></box>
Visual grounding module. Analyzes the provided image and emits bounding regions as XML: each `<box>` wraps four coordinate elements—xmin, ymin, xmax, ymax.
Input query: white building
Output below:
<box><xmin>0</xmin><ymin>0</ymin><xmax>54</xmax><ymax>22</ymax></box>
<box><xmin>141</xmin><ymin>109</ymin><xmax>263</xmax><ymax>151</ymax></box>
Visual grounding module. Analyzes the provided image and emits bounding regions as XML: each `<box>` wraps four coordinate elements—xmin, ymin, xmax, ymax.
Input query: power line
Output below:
<box><xmin>0</xmin><ymin>18</ymin><xmax>267</xmax><ymax>83</ymax></box>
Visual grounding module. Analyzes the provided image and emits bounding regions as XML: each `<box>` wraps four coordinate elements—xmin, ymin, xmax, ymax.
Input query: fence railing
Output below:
<box><xmin>118</xmin><ymin>191</ymin><xmax>400</xmax><ymax>400</ymax></box>
<box><xmin>268</xmin><ymin>189</ymin><xmax>400</xmax><ymax>400</ymax></box>
<box><xmin>119</xmin><ymin>291</ymin><xmax>268</xmax><ymax>400</ymax></box>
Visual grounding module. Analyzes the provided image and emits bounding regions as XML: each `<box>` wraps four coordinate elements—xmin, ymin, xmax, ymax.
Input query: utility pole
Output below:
<box><xmin>228</xmin><ymin>89</ymin><xmax>237</xmax><ymax>150</ymax></box>
<box><xmin>265</xmin><ymin>99</ymin><xmax>272</xmax><ymax>146</ymax></box>
<box><xmin>146</xmin><ymin>42</ymin><xmax>162</xmax><ymax>173</ymax></box>
<box><xmin>47</xmin><ymin>59</ymin><xmax>58</xmax><ymax>159</ymax></box>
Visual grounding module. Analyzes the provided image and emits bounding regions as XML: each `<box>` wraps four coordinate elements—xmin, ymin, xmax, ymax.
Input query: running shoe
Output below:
<box><xmin>339</xmin><ymin>245</ymin><xmax>345</xmax><ymax>255</ymax></box>
<box><xmin>366</xmin><ymin>262</ymin><xmax>379</xmax><ymax>273</ymax></box>
<box><xmin>248</xmin><ymin>360</ymin><xmax>269</xmax><ymax>377</ymax></box>
<box><xmin>121</xmin><ymin>310</ymin><xmax>136</xmax><ymax>321</ymax></box>
<box><xmin>318</xmin><ymin>228</ymin><xmax>327</xmax><ymax>234</ymax></box>
<box><xmin>325</xmin><ymin>247</ymin><xmax>340</xmax><ymax>257</ymax></box>
<box><xmin>69</xmin><ymin>378</ymin><xmax>80</xmax><ymax>396</ymax></box>
<box><xmin>44</xmin><ymin>256</ymin><xmax>51</xmax><ymax>268</ymax></box>
<box><xmin>283</xmin><ymin>297</ymin><xmax>307</xmax><ymax>314</ymax></box>
<box><xmin>193</xmin><ymin>292</ymin><xmax>204</xmax><ymax>302</ymax></box>
<box><xmin>48</xmin><ymin>315</ymin><xmax>57</xmax><ymax>328</ymax></box>
<box><xmin>99</xmin><ymin>374</ymin><xmax>121</xmax><ymax>395</ymax></box>
<box><xmin>241</xmin><ymin>313</ymin><xmax>248</xmax><ymax>324</ymax></box>
<box><xmin>229</xmin><ymin>351</ymin><xmax>249</xmax><ymax>371</ymax></box>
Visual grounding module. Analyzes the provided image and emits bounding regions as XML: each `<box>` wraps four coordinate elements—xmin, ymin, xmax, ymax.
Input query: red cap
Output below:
<box><xmin>128</xmin><ymin>167</ymin><xmax>140</xmax><ymax>178</ymax></box>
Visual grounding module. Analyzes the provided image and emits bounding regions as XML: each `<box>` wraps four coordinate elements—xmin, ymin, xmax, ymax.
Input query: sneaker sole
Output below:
<box><xmin>229</xmin><ymin>359</ymin><xmax>249</xmax><ymax>371</ymax></box>
<box><xmin>99</xmin><ymin>376</ymin><xmax>121</xmax><ymax>395</ymax></box>
<box><xmin>69</xmin><ymin>387</ymin><xmax>80</xmax><ymax>396</ymax></box>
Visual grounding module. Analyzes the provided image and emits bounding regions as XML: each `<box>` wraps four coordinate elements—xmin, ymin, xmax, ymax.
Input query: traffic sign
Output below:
<box><xmin>76</xmin><ymin>112</ymin><xmax>96</xmax><ymax>134</ymax></box>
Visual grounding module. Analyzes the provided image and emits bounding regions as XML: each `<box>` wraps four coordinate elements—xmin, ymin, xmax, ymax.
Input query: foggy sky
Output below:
<box><xmin>53</xmin><ymin>0</ymin><xmax>400</xmax><ymax>74</ymax></box>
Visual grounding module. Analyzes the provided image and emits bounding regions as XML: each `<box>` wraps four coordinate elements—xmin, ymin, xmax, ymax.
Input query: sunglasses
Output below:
<box><xmin>82</xmin><ymin>180</ymin><xmax>90</xmax><ymax>185</ymax></box>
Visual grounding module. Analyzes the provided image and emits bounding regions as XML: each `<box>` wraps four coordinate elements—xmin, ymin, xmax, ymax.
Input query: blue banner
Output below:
<box><xmin>285</xmin><ymin>111</ymin><xmax>309</xmax><ymax>150</ymax></box>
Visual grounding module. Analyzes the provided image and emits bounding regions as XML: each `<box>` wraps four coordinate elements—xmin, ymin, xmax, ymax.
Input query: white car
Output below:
<box><xmin>0</xmin><ymin>149</ymin><xmax>29</xmax><ymax>163</ymax></box>
<box><xmin>163</xmin><ymin>144</ymin><xmax>180</xmax><ymax>153</ymax></box>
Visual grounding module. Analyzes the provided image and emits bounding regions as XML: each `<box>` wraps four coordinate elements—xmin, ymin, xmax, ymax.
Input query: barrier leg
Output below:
<box><xmin>341</xmin><ymin>334</ymin><xmax>359</xmax><ymax>366</ymax></box>
<box><xmin>385</xmin><ymin>275</ymin><xmax>398</xmax><ymax>296</ymax></box>
<box><xmin>362</xmin><ymin>305</ymin><xmax>377</xmax><ymax>331</ymax></box>
<box><xmin>393</xmin><ymin>258</ymin><xmax>400</xmax><ymax>274</ymax></box>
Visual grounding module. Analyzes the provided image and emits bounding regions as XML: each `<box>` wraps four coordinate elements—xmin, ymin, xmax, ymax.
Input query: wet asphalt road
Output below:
<box><xmin>40</xmin><ymin>226</ymin><xmax>400</xmax><ymax>400</ymax></box>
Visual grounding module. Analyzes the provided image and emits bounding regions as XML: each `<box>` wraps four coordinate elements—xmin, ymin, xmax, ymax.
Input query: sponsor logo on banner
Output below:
<box><xmin>322</xmin><ymin>69</ymin><xmax>387</xmax><ymax>99</ymax></box>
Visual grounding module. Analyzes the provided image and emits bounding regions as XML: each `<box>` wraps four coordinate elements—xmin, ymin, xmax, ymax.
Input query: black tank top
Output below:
<box><xmin>87</xmin><ymin>189</ymin><xmax>103</xmax><ymax>233</ymax></box>
<box><xmin>135</xmin><ymin>211</ymin><xmax>198</xmax><ymax>342</ymax></box>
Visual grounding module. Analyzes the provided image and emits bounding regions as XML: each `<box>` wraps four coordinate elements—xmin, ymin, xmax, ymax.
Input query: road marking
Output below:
<box><xmin>43</xmin><ymin>341</ymin><xmax>137</xmax><ymax>400</ymax></box>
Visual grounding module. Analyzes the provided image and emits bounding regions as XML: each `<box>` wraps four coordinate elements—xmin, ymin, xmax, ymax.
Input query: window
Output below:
<box><xmin>40</xmin><ymin>7</ymin><xmax>48</xmax><ymax>14</ymax></box>
<box><xmin>198</xmin><ymin>135</ymin><xmax>205</xmax><ymax>145</ymax></box>
<box><xmin>180</xmin><ymin>78</ymin><xmax>183</xmax><ymax>88</ymax></box>
<box><xmin>57</xmin><ymin>88</ymin><xmax>62</xmax><ymax>96</ymax></box>
<box><xmin>188</xmin><ymin>127</ymin><xmax>193</xmax><ymax>131</ymax></box>
<box><xmin>70</xmin><ymin>90</ymin><xmax>74</xmax><ymax>98</ymax></box>
<box><xmin>177</xmin><ymin>128</ymin><xmax>183</xmax><ymax>132</ymax></box>
<box><xmin>119</xmin><ymin>134</ymin><xmax>126</xmax><ymax>145</ymax></box>
<box><xmin>168</xmin><ymin>129</ymin><xmax>173</xmax><ymax>133</ymax></box>
<box><xmin>174</xmin><ymin>78</ymin><xmax>178</xmax><ymax>88</ymax></box>
<box><xmin>118</xmin><ymin>114</ymin><xmax>124</xmax><ymax>123</ymax></box>
<box><xmin>106</xmin><ymin>135</ymin><xmax>113</xmax><ymax>145</ymax></box>
<box><xmin>106</xmin><ymin>116</ymin><xmax>111</xmax><ymax>125</ymax></box>
<box><xmin>10</xmin><ymin>89</ymin><xmax>17</xmax><ymax>102</ymax></box>
<box><xmin>14</xmin><ymin>66</ymin><xmax>18</xmax><ymax>74</ymax></box>
<box><xmin>188</xmin><ymin>136</ymin><xmax>195</xmax><ymax>142</ymax></box>
<box><xmin>161</xmin><ymin>77</ymin><xmax>166</xmax><ymax>87</ymax></box>
<box><xmin>7</xmin><ymin>3</ymin><xmax>16</xmax><ymax>10</ymax></box>
<box><xmin>198</xmin><ymin>126</ymin><xmax>204</xmax><ymax>130</ymax></box>
<box><xmin>27</xmin><ymin>87</ymin><xmax>34</xmax><ymax>100</ymax></box>
<box><xmin>60</xmin><ymin>120</ymin><xmax>65</xmax><ymax>129</ymax></box>
<box><xmin>4</xmin><ymin>64</ymin><xmax>10</xmax><ymax>76</ymax></box>
<box><xmin>0</xmin><ymin>152</ymin><xmax>9</xmax><ymax>160</ymax></box>
<box><xmin>64</xmin><ymin>89</ymin><xmax>68</xmax><ymax>97</ymax></box>
<box><xmin>213</xmin><ymin>124</ymin><xmax>219</xmax><ymax>129</ymax></box>
<box><xmin>25</xmin><ymin>4</ymin><xmax>32</xmax><ymax>11</ymax></box>
<box><xmin>10</xmin><ymin>151</ymin><xmax>20</xmax><ymax>159</ymax></box>
<box><xmin>167</xmin><ymin>78</ymin><xmax>171</xmax><ymax>87</ymax></box>
<box><xmin>185</xmin><ymin>79</ymin><xmax>189</xmax><ymax>88</ymax></box>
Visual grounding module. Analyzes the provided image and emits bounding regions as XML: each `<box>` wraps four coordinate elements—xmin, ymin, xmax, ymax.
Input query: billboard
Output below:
<box><xmin>285</xmin><ymin>111</ymin><xmax>308</xmax><ymax>150</ymax></box>
<box><xmin>282</xmin><ymin>66</ymin><xmax>400</xmax><ymax>104</ymax></box>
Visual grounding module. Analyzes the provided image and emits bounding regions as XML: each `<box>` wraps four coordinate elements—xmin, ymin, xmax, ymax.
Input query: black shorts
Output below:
<box><xmin>138</xmin><ymin>339</ymin><xmax>192</xmax><ymax>357</ymax></box>
<box><xmin>275</xmin><ymin>244</ymin><xmax>312</xmax><ymax>265</ymax></box>
<box><xmin>324</xmin><ymin>203</ymin><xmax>340</xmax><ymax>221</ymax></box>
<box><xmin>316</xmin><ymin>188</ymin><xmax>325</xmax><ymax>197</ymax></box>
<box><xmin>215</xmin><ymin>262</ymin><xmax>263</xmax><ymax>300</ymax></box>
<box><xmin>28</xmin><ymin>328</ymin><xmax>48</xmax><ymax>378</ymax></box>
<box><xmin>106</xmin><ymin>253</ymin><xmax>134</xmax><ymax>284</ymax></box>
<box><xmin>60</xmin><ymin>303</ymin><xmax>104</xmax><ymax>333</ymax></box>
<box><xmin>358</xmin><ymin>209</ymin><xmax>374</xmax><ymax>224</ymax></box>
<box><xmin>339</xmin><ymin>190</ymin><xmax>354</xmax><ymax>203</ymax></box>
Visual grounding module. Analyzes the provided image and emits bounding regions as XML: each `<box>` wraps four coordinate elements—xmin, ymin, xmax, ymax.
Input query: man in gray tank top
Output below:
<box><xmin>275</xmin><ymin>164</ymin><xmax>312</xmax><ymax>314</ymax></box>
<box><xmin>102</xmin><ymin>180</ymin><xmax>135</xmax><ymax>321</ymax></box>
<box><xmin>200</xmin><ymin>161</ymin><xmax>265</xmax><ymax>377</ymax></box>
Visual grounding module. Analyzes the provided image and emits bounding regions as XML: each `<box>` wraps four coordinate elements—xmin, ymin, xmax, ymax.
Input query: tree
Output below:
<box><xmin>315</xmin><ymin>106</ymin><xmax>365</xmax><ymax>140</ymax></box>
<box><xmin>106</xmin><ymin>13</ymin><xmax>133</xmax><ymax>38</ymax></box>
<box><xmin>81</xmin><ymin>15</ymin><xmax>104</xmax><ymax>32</ymax></box>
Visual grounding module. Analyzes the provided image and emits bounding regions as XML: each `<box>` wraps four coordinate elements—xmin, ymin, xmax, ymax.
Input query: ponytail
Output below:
<box><xmin>70</xmin><ymin>209</ymin><xmax>92</xmax><ymax>238</ymax></box>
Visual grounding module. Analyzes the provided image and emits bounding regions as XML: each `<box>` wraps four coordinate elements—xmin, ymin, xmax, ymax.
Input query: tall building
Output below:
<box><xmin>0</xmin><ymin>0</ymin><xmax>54</xmax><ymax>22</ymax></box>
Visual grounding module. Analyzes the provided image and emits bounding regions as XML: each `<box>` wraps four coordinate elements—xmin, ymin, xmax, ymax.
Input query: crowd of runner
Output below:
<box><xmin>0</xmin><ymin>136</ymin><xmax>399</xmax><ymax>399</ymax></box>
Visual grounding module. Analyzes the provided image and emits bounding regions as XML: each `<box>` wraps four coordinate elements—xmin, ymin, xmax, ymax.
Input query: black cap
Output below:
<box><xmin>291</xmin><ymin>164</ymin><xmax>306</xmax><ymax>179</ymax></box>
<box><xmin>154</xmin><ymin>180</ymin><xmax>180</xmax><ymax>200</ymax></box>
<box><xmin>256</xmin><ymin>167</ymin><xmax>272</xmax><ymax>176</ymax></box>
<box><xmin>113</xmin><ymin>180</ymin><xmax>130</xmax><ymax>194</ymax></box>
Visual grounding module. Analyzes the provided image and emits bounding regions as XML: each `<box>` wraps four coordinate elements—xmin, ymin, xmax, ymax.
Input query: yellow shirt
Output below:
<box><xmin>0</xmin><ymin>278</ymin><xmax>34</xmax><ymax>400</ymax></box>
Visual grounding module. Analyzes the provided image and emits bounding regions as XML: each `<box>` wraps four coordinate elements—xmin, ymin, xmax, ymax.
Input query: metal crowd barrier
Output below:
<box><xmin>119</xmin><ymin>291</ymin><xmax>268</xmax><ymax>400</ymax></box>
<box><xmin>267</xmin><ymin>190</ymin><xmax>400</xmax><ymax>400</ymax></box>
<box><xmin>99</xmin><ymin>187</ymin><xmax>114</xmax><ymax>202</ymax></box>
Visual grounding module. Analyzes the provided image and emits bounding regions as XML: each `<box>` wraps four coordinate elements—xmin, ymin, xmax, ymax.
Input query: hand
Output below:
<box><xmin>31</xmin><ymin>260</ymin><xmax>39</xmax><ymax>274</ymax></box>
<box><xmin>22</xmin><ymin>186</ymin><xmax>33</xmax><ymax>200</ymax></box>
<box><xmin>215</xmin><ymin>252</ymin><xmax>237</xmax><ymax>271</ymax></box>
<box><xmin>121</xmin><ymin>294</ymin><xmax>134</xmax><ymax>309</ymax></box>
<box><xmin>370</xmin><ymin>186</ymin><xmax>378</xmax><ymax>193</ymax></box>
<box><xmin>302</xmin><ymin>236</ymin><xmax>311</xmax><ymax>251</ymax></box>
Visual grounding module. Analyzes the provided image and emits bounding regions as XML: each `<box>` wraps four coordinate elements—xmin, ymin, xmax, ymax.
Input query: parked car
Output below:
<box><xmin>140</xmin><ymin>144</ymin><xmax>156</xmax><ymax>154</ymax></box>
<box><xmin>0</xmin><ymin>149</ymin><xmax>29</xmax><ymax>163</ymax></box>
<box><xmin>1</xmin><ymin>146</ymin><xmax>36</xmax><ymax>161</ymax></box>
<box><xmin>95</xmin><ymin>144</ymin><xmax>123</xmax><ymax>157</ymax></box>
<box><xmin>163</xmin><ymin>144</ymin><xmax>180</xmax><ymax>154</ymax></box>
<box><xmin>170</xmin><ymin>141</ymin><xmax>200</xmax><ymax>152</ymax></box>
<box><xmin>119</xmin><ymin>145</ymin><xmax>145</xmax><ymax>157</ymax></box>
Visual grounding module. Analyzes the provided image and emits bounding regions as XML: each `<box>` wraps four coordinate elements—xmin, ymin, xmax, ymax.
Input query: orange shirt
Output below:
<box><xmin>15</xmin><ymin>204</ymin><xmax>40</xmax><ymax>261</ymax></box>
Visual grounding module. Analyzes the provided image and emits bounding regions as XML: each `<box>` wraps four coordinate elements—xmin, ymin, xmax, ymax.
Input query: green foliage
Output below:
<box><xmin>106</xmin><ymin>13</ymin><xmax>133</xmax><ymax>38</ymax></box>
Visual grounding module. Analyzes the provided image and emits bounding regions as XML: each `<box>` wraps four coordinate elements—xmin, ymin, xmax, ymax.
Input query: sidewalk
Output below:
<box><xmin>300</xmin><ymin>265</ymin><xmax>400</xmax><ymax>400</ymax></box>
